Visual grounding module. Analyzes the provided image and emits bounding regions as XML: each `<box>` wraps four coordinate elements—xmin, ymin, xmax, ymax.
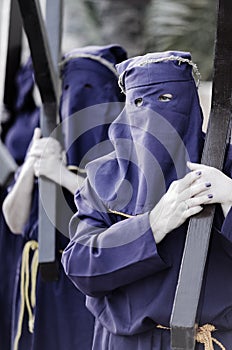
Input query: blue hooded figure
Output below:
<box><xmin>5</xmin><ymin>58</ymin><xmax>40</xmax><ymax>166</ymax></box>
<box><xmin>62</xmin><ymin>51</ymin><xmax>232</xmax><ymax>349</ymax></box>
<box><xmin>59</xmin><ymin>44</ymin><xmax>127</xmax><ymax>173</ymax></box>
<box><xmin>0</xmin><ymin>58</ymin><xmax>39</xmax><ymax>350</ymax></box>
<box><xmin>9</xmin><ymin>44</ymin><xmax>127</xmax><ymax>350</ymax></box>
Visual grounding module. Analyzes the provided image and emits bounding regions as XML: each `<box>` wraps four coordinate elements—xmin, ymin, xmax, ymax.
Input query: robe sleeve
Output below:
<box><xmin>221</xmin><ymin>144</ymin><xmax>232</xmax><ymax>242</ymax></box>
<box><xmin>61</xmin><ymin>180</ymin><xmax>170</xmax><ymax>297</ymax></box>
<box><xmin>221</xmin><ymin>207</ymin><xmax>232</xmax><ymax>242</ymax></box>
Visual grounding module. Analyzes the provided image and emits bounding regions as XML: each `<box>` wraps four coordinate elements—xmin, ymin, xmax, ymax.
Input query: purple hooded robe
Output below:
<box><xmin>62</xmin><ymin>51</ymin><xmax>232</xmax><ymax>349</ymax></box>
<box><xmin>0</xmin><ymin>58</ymin><xmax>39</xmax><ymax>350</ymax></box>
<box><xmin>11</xmin><ymin>44</ymin><xmax>127</xmax><ymax>350</ymax></box>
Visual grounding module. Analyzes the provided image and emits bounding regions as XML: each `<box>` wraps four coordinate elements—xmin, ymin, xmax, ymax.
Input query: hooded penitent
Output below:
<box><xmin>87</xmin><ymin>51</ymin><xmax>204</xmax><ymax>215</ymax></box>
<box><xmin>0</xmin><ymin>58</ymin><xmax>39</xmax><ymax>350</ymax></box>
<box><xmin>11</xmin><ymin>45</ymin><xmax>128</xmax><ymax>350</ymax></box>
<box><xmin>4</xmin><ymin>58</ymin><xmax>40</xmax><ymax>166</ymax></box>
<box><xmin>59</xmin><ymin>44</ymin><xmax>127</xmax><ymax>172</ymax></box>
<box><xmin>62</xmin><ymin>51</ymin><xmax>232</xmax><ymax>350</ymax></box>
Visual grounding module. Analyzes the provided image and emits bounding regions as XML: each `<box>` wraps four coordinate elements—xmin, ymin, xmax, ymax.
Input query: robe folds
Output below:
<box><xmin>62</xmin><ymin>51</ymin><xmax>232</xmax><ymax>349</ymax></box>
<box><xmin>60</xmin><ymin>44</ymin><xmax>127</xmax><ymax>170</ymax></box>
<box><xmin>62</xmin><ymin>177</ymin><xmax>232</xmax><ymax>349</ymax></box>
<box><xmin>11</xmin><ymin>44</ymin><xmax>127</xmax><ymax>350</ymax></box>
<box><xmin>11</xmin><ymin>183</ymin><xmax>95</xmax><ymax>350</ymax></box>
<box><xmin>0</xmin><ymin>189</ymin><xmax>23</xmax><ymax>350</ymax></box>
<box><xmin>0</xmin><ymin>58</ymin><xmax>38</xmax><ymax>350</ymax></box>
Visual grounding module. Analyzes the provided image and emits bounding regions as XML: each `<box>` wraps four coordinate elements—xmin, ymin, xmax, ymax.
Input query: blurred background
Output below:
<box><xmin>63</xmin><ymin>0</ymin><xmax>216</xmax><ymax>81</ymax></box>
<box><xmin>62</xmin><ymin>0</ymin><xmax>216</xmax><ymax>125</ymax></box>
<box><xmin>0</xmin><ymin>0</ymin><xmax>216</xmax><ymax>124</ymax></box>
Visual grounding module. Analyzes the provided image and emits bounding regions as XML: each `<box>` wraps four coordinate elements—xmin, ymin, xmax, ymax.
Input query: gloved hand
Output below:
<box><xmin>30</xmin><ymin>128</ymin><xmax>66</xmax><ymax>184</ymax></box>
<box><xmin>30</xmin><ymin>128</ymin><xmax>78</xmax><ymax>194</ymax></box>
<box><xmin>27</xmin><ymin>127</ymin><xmax>63</xmax><ymax>162</ymax></box>
<box><xmin>187</xmin><ymin>161</ymin><xmax>232</xmax><ymax>205</ymax></box>
<box><xmin>149</xmin><ymin>166</ymin><xmax>213</xmax><ymax>243</ymax></box>
<box><xmin>34</xmin><ymin>151</ymin><xmax>66</xmax><ymax>183</ymax></box>
<box><xmin>187</xmin><ymin>161</ymin><xmax>232</xmax><ymax>217</ymax></box>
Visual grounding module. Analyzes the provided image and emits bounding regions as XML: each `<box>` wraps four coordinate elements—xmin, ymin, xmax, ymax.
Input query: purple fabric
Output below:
<box><xmin>5</xmin><ymin>108</ymin><xmax>40</xmax><ymax>165</ymax></box>
<box><xmin>14</xmin><ymin>58</ymin><xmax>35</xmax><ymax>112</ymax></box>
<box><xmin>117</xmin><ymin>51</ymin><xmax>196</xmax><ymax>90</ymax></box>
<box><xmin>59</xmin><ymin>44</ymin><xmax>127</xmax><ymax>169</ymax></box>
<box><xmin>11</xmin><ymin>185</ymin><xmax>94</xmax><ymax>350</ymax></box>
<box><xmin>62</xmin><ymin>51</ymin><xmax>232</xmax><ymax>349</ymax></box>
<box><xmin>0</xmin><ymin>58</ymin><xmax>37</xmax><ymax>349</ymax></box>
<box><xmin>62</xmin><ymin>44</ymin><xmax>127</xmax><ymax>68</ymax></box>
<box><xmin>4</xmin><ymin>58</ymin><xmax>39</xmax><ymax>165</ymax></box>
<box><xmin>0</xmin><ymin>190</ymin><xmax>23</xmax><ymax>350</ymax></box>
<box><xmin>87</xmin><ymin>51</ymin><xmax>204</xmax><ymax>214</ymax></box>
<box><xmin>11</xmin><ymin>45</ymin><xmax>128</xmax><ymax>350</ymax></box>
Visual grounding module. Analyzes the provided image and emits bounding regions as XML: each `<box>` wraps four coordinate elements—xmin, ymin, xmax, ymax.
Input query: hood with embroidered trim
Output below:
<box><xmin>86</xmin><ymin>51</ymin><xmax>204</xmax><ymax>215</ymax></box>
<box><xmin>59</xmin><ymin>44</ymin><xmax>127</xmax><ymax>170</ymax></box>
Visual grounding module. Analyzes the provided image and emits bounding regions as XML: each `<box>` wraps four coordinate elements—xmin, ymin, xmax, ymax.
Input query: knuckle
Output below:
<box><xmin>172</xmin><ymin>179</ymin><xmax>178</xmax><ymax>186</ymax></box>
<box><xmin>170</xmin><ymin>180</ymin><xmax>178</xmax><ymax>190</ymax></box>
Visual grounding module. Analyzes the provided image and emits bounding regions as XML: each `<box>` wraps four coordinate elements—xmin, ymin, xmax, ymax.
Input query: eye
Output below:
<box><xmin>84</xmin><ymin>83</ymin><xmax>93</xmax><ymax>89</ymax></box>
<box><xmin>134</xmin><ymin>97</ymin><xmax>143</xmax><ymax>107</ymax></box>
<box><xmin>158</xmin><ymin>93</ymin><xmax>173</xmax><ymax>102</ymax></box>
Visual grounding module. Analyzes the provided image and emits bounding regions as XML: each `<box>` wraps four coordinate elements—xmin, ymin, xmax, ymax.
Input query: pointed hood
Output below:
<box><xmin>86</xmin><ymin>51</ymin><xmax>204</xmax><ymax>215</ymax></box>
<box><xmin>4</xmin><ymin>58</ymin><xmax>39</xmax><ymax>165</ymax></box>
<box><xmin>59</xmin><ymin>44</ymin><xmax>127</xmax><ymax>170</ymax></box>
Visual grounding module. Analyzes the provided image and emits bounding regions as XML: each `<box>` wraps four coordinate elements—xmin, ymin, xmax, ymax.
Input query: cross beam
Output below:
<box><xmin>17</xmin><ymin>0</ymin><xmax>62</xmax><ymax>281</ymax></box>
<box><xmin>170</xmin><ymin>0</ymin><xmax>232</xmax><ymax>348</ymax></box>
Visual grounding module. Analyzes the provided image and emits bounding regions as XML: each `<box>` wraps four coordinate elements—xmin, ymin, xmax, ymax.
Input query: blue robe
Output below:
<box><xmin>0</xmin><ymin>58</ymin><xmax>39</xmax><ymax>350</ymax></box>
<box><xmin>62</xmin><ymin>178</ymin><xmax>232</xmax><ymax>349</ymax></box>
<box><xmin>11</xmin><ymin>44</ymin><xmax>127</xmax><ymax>350</ymax></box>
<box><xmin>11</xmin><ymin>183</ymin><xmax>94</xmax><ymax>350</ymax></box>
<box><xmin>59</xmin><ymin>44</ymin><xmax>127</xmax><ymax>170</ymax></box>
<box><xmin>0</xmin><ymin>189</ymin><xmax>23</xmax><ymax>350</ymax></box>
<box><xmin>62</xmin><ymin>51</ymin><xmax>232</xmax><ymax>349</ymax></box>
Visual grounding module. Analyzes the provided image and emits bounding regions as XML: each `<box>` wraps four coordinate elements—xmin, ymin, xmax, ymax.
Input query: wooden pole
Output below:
<box><xmin>17</xmin><ymin>0</ymin><xmax>62</xmax><ymax>280</ymax></box>
<box><xmin>38</xmin><ymin>0</ymin><xmax>63</xmax><ymax>280</ymax></box>
<box><xmin>170</xmin><ymin>0</ymin><xmax>232</xmax><ymax>348</ymax></box>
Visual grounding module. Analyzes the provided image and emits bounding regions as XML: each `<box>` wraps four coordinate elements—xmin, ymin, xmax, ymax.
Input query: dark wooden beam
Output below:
<box><xmin>17</xmin><ymin>0</ymin><xmax>62</xmax><ymax>281</ymax></box>
<box><xmin>3</xmin><ymin>0</ymin><xmax>23</xmax><ymax>112</ymax></box>
<box><xmin>17</xmin><ymin>0</ymin><xmax>57</xmax><ymax>105</ymax></box>
<box><xmin>38</xmin><ymin>0</ymin><xmax>63</xmax><ymax>281</ymax></box>
<box><xmin>170</xmin><ymin>0</ymin><xmax>232</xmax><ymax>348</ymax></box>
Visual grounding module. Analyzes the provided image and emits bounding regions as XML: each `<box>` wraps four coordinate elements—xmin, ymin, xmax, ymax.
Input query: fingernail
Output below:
<box><xmin>208</xmin><ymin>194</ymin><xmax>213</xmax><ymax>199</ymax></box>
<box><xmin>205</xmin><ymin>182</ymin><xmax>211</xmax><ymax>188</ymax></box>
<box><xmin>196</xmin><ymin>171</ymin><xmax>201</xmax><ymax>176</ymax></box>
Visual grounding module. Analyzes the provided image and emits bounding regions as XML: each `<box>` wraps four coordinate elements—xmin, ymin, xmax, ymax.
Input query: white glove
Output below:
<box><xmin>31</xmin><ymin>128</ymin><xmax>66</xmax><ymax>183</ymax></box>
<box><xmin>187</xmin><ymin>161</ymin><xmax>232</xmax><ymax>217</ymax></box>
<box><xmin>187</xmin><ymin>161</ymin><xmax>232</xmax><ymax>204</ymax></box>
<box><xmin>29</xmin><ymin>128</ymin><xmax>81</xmax><ymax>194</ymax></box>
<box><xmin>149</xmin><ymin>166</ymin><xmax>213</xmax><ymax>243</ymax></box>
<box><xmin>34</xmin><ymin>151</ymin><xmax>66</xmax><ymax>182</ymax></box>
<box><xmin>27</xmin><ymin>127</ymin><xmax>63</xmax><ymax>161</ymax></box>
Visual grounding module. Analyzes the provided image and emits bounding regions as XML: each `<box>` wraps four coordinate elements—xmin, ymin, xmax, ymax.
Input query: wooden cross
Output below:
<box><xmin>17</xmin><ymin>0</ymin><xmax>63</xmax><ymax>281</ymax></box>
<box><xmin>171</xmin><ymin>0</ymin><xmax>232</xmax><ymax>348</ymax></box>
